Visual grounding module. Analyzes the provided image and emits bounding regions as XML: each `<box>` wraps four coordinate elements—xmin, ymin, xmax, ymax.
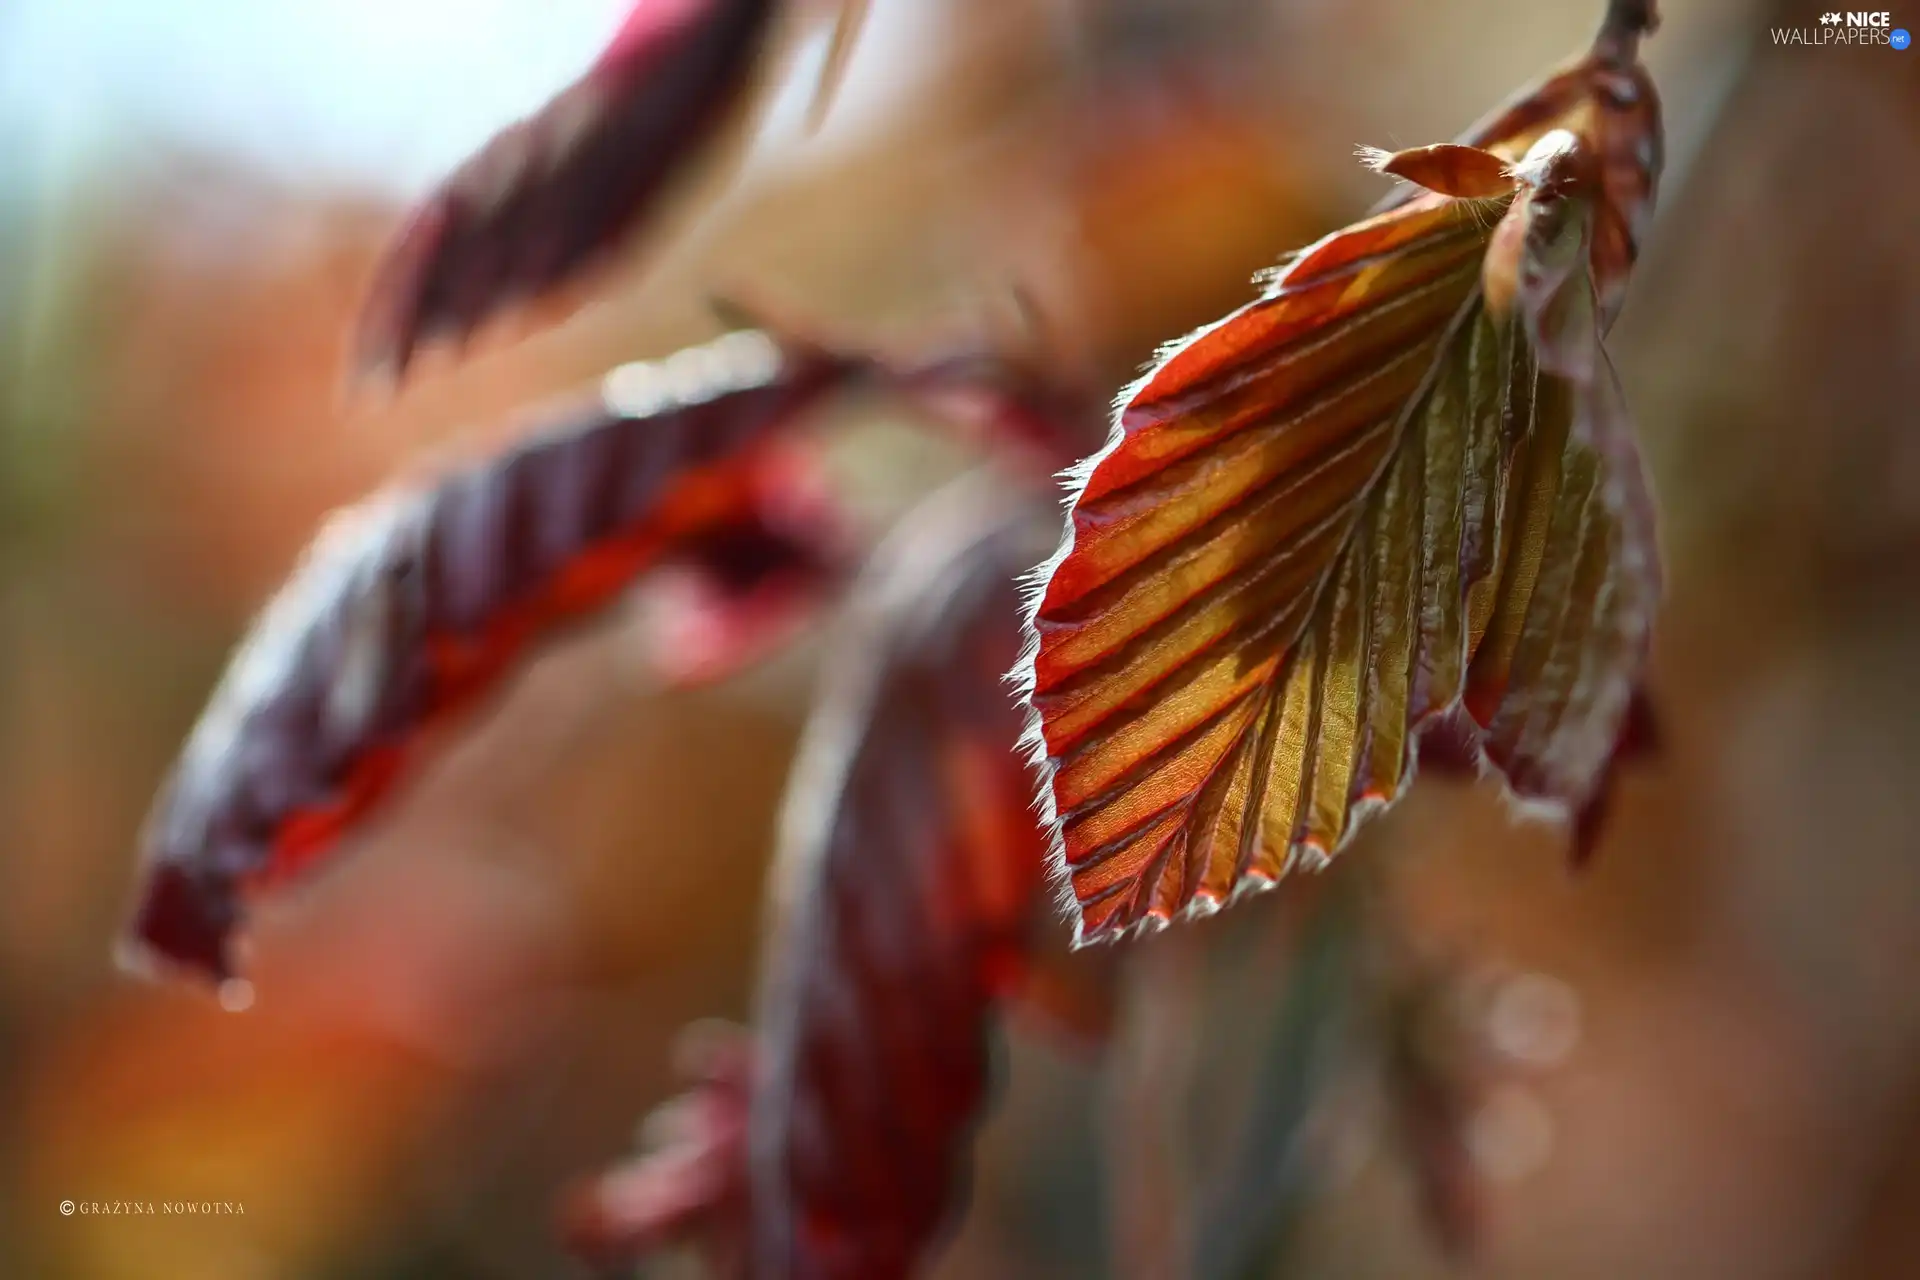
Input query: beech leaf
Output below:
<box><xmin>749</xmin><ymin>471</ymin><xmax>1054</xmax><ymax>1278</ymax></box>
<box><xmin>638</xmin><ymin>443</ymin><xmax>850</xmax><ymax>687</ymax></box>
<box><xmin>1018</xmin><ymin>14</ymin><xmax>1664</xmax><ymax>943</ymax></box>
<box><xmin>353</xmin><ymin>0</ymin><xmax>779</xmax><ymax>385</ymax></box>
<box><xmin>128</xmin><ymin>330</ymin><xmax>857</xmax><ymax>982</ymax></box>
<box><xmin>559</xmin><ymin>1021</ymin><xmax>755</xmax><ymax>1274</ymax></box>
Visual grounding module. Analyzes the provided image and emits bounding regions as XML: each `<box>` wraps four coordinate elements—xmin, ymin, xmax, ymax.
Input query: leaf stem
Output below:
<box><xmin>1595</xmin><ymin>0</ymin><xmax>1660</xmax><ymax>63</ymax></box>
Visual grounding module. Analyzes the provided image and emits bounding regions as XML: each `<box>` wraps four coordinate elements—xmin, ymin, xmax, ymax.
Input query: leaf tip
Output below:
<box><xmin>1356</xmin><ymin>143</ymin><xmax>1399</xmax><ymax>173</ymax></box>
<box><xmin>1363</xmin><ymin>142</ymin><xmax>1519</xmax><ymax>200</ymax></box>
<box><xmin>122</xmin><ymin>862</ymin><xmax>238</xmax><ymax>985</ymax></box>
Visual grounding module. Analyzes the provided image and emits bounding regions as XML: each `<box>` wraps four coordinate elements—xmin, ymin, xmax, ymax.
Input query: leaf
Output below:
<box><xmin>127</xmin><ymin>330</ymin><xmax>857</xmax><ymax>982</ymax></box>
<box><xmin>1359</xmin><ymin>143</ymin><xmax>1516</xmax><ymax>200</ymax></box>
<box><xmin>748</xmin><ymin>471</ymin><xmax>1055</xmax><ymax>1278</ymax></box>
<box><xmin>1019</xmin><ymin>20</ymin><xmax>1664</xmax><ymax>943</ymax></box>
<box><xmin>353</xmin><ymin>0</ymin><xmax>779</xmax><ymax>385</ymax></box>
<box><xmin>637</xmin><ymin>443</ymin><xmax>850</xmax><ymax>687</ymax></box>
<box><xmin>559</xmin><ymin>1021</ymin><xmax>755</xmax><ymax>1275</ymax></box>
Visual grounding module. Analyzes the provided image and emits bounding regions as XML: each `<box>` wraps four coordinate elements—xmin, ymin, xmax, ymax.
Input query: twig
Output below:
<box><xmin>1595</xmin><ymin>0</ymin><xmax>1661</xmax><ymax>64</ymax></box>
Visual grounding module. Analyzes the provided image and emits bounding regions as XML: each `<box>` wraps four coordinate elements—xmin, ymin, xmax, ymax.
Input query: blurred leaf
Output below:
<box><xmin>553</xmin><ymin>471</ymin><xmax>1061</xmax><ymax>1279</ymax></box>
<box><xmin>559</xmin><ymin>1022</ymin><xmax>755</xmax><ymax>1275</ymax></box>
<box><xmin>1020</xmin><ymin>12</ymin><xmax>1665</xmax><ymax>942</ymax></box>
<box><xmin>128</xmin><ymin>329</ymin><xmax>859</xmax><ymax>982</ymax></box>
<box><xmin>637</xmin><ymin>442</ymin><xmax>850</xmax><ymax>688</ymax></box>
<box><xmin>746</xmin><ymin>470</ymin><xmax>1055</xmax><ymax>1277</ymax></box>
<box><xmin>354</xmin><ymin>0</ymin><xmax>780</xmax><ymax>385</ymax></box>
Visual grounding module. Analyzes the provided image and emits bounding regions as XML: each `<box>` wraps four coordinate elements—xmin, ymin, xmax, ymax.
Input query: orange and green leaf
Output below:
<box><xmin>1020</xmin><ymin>18</ymin><xmax>1665</xmax><ymax>943</ymax></box>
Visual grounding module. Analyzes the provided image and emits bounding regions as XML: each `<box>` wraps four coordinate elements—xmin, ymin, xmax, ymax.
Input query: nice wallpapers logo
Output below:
<box><xmin>1774</xmin><ymin>10</ymin><xmax>1913</xmax><ymax>45</ymax></box>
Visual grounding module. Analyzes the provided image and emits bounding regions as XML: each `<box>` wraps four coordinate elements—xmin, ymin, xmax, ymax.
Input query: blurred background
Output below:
<box><xmin>4</xmin><ymin>0</ymin><xmax>1919</xmax><ymax>1276</ymax></box>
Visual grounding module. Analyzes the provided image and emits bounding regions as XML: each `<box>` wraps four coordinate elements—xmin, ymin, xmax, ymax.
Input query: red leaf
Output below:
<box><xmin>354</xmin><ymin>0</ymin><xmax>779</xmax><ymax>384</ymax></box>
<box><xmin>127</xmin><ymin>330</ymin><xmax>855</xmax><ymax>982</ymax></box>
<box><xmin>1360</xmin><ymin>143</ymin><xmax>1516</xmax><ymax>200</ymax></box>
<box><xmin>747</xmin><ymin>472</ymin><xmax>1054</xmax><ymax>1277</ymax></box>
<box><xmin>638</xmin><ymin>444</ymin><xmax>850</xmax><ymax>687</ymax></box>
<box><xmin>1018</xmin><ymin>11</ymin><xmax>1666</xmax><ymax>942</ymax></box>
<box><xmin>559</xmin><ymin>1022</ymin><xmax>754</xmax><ymax>1273</ymax></box>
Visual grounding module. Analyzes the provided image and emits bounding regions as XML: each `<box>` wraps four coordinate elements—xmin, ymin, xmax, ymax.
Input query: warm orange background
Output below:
<box><xmin>5</xmin><ymin>1</ymin><xmax>1919</xmax><ymax>1276</ymax></box>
